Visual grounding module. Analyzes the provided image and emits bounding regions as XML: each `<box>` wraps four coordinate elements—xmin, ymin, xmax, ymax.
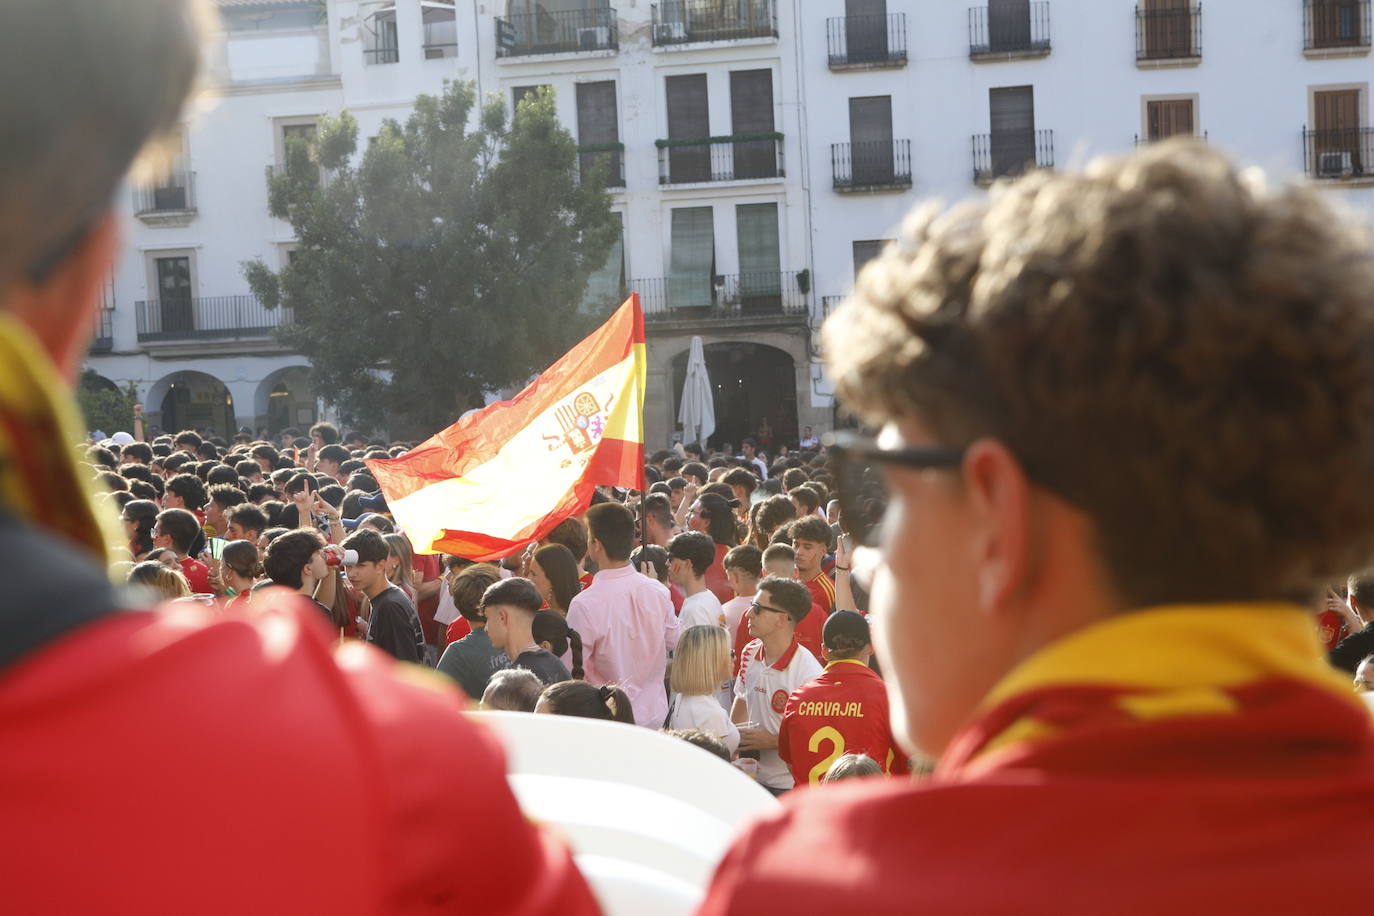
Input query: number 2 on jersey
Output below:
<box><xmin>807</xmin><ymin>726</ymin><xmax>846</xmax><ymax>784</ymax></box>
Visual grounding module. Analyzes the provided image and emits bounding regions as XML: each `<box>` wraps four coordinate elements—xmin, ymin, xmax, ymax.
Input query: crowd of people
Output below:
<box><xmin>87</xmin><ymin>421</ymin><xmax>918</xmax><ymax>793</ymax></box>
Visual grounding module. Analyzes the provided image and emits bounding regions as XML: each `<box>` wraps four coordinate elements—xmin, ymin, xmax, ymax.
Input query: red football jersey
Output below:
<box><xmin>179</xmin><ymin>556</ymin><xmax>210</xmax><ymax>594</ymax></box>
<box><xmin>803</xmin><ymin>571</ymin><xmax>836</xmax><ymax>617</ymax></box>
<box><xmin>778</xmin><ymin>659</ymin><xmax>909</xmax><ymax>785</ymax></box>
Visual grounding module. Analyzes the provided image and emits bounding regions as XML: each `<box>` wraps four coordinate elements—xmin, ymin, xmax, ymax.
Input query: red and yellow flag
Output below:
<box><xmin>366</xmin><ymin>296</ymin><xmax>646</xmax><ymax>559</ymax></box>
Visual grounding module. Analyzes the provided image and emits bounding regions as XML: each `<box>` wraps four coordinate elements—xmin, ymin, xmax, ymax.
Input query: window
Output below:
<box><xmin>363</xmin><ymin>4</ymin><xmax>399</xmax><ymax>64</ymax></box>
<box><xmin>852</xmin><ymin>240</ymin><xmax>887</xmax><ymax>279</ymax></box>
<box><xmin>276</xmin><ymin>118</ymin><xmax>320</xmax><ymax>187</ymax></box>
<box><xmin>423</xmin><ymin>0</ymin><xmax>458</xmax><ymax>58</ymax></box>
<box><xmin>1146</xmin><ymin>98</ymin><xmax>1196</xmax><ymax>141</ymax></box>
<box><xmin>669</xmin><ymin>207</ymin><xmax>715</xmax><ymax>309</ymax></box>
<box><xmin>1311</xmin><ymin>87</ymin><xmax>1367</xmax><ymax>176</ymax></box>
<box><xmin>846</xmin><ymin>0</ymin><xmax>890</xmax><ymax>61</ymax></box>
<box><xmin>576</xmin><ymin>81</ymin><xmax>622</xmax><ymax>187</ymax></box>
<box><xmin>989</xmin><ymin>85</ymin><xmax>1035</xmax><ymax>178</ymax></box>
<box><xmin>849</xmin><ymin>96</ymin><xmax>895</xmax><ymax>184</ymax></box>
<box><xmin>988</xmin><ymin>0</ymin><xmax>1032</xmax><ymax>51</ymax></box>
<box><xmin>735</xmin><ymin>203</ymin><xmax>781</xmax><ymax>310</ymax></box>
<box><xmin>1139</xmin><ymin>0</ymin><xmax>1196</xmax><ymax>59</ymax></box>
<box><xmin>584</xmin><ymin>213</ymin><xmax>625</xmax><ymax>311</ymax></box>
<box><xmin>1309</xmin><ymin>0</ymin><xmax>1366</xmax><ymax>49</ymax></box>
<box><xmin>666</xmin><ymin>74</ymin><xmax>711</xmax><ymax>182</ymax></box>
<box><xmin>154</xmin><ymin>254</ymin><xmax>194</xmax><ymax>335</ymax></box>
<box><xmin>730</xmin><ymin>70</ymin><xmax>776</xmax><ymax>179</ymax></box>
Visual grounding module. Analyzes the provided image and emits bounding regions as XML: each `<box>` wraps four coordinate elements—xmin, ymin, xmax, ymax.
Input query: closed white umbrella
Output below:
<box><xmin>677</xmin><ymin>336</ymin><xmax>715</xmax><ymax>447</ymax></box>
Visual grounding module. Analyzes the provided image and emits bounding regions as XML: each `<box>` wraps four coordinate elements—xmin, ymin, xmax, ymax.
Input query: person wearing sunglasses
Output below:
<box><xmin>701</xmin><ymin>144</ymin><xmax>1374</xmax><ymax>913</ymax></box>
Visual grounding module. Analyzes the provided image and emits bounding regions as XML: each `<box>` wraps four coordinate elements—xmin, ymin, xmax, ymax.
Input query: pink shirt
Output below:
<box><xmin>567</xmin><ymin>564</ymin><xmax>681</xmax><ymax>728</ymax></box>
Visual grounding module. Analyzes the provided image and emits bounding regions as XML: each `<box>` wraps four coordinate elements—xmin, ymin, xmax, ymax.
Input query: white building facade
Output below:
<box><xmin>88</xmin><ymin>0</ymin><xmax>1374</xmax><ymax>445</ymax></box>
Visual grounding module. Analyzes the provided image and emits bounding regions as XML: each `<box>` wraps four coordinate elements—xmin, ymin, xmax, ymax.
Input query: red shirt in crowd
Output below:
<box><xmin>411</xmin><ymin>553</ymin><xmax>442</xmax><ymax>646</ymax></box>
<box><xmin>0</xmin><ymin>594</ymin><xmax>598</xmax><ymax>914</ymax></box>
<box><xmin>179</xmin><ymin>556</ymin><xmax>210</xmax><ymax>593</ymax></box>
<box><xmin>705</xmin><ymin>543</ymin><xmax>733</xmax><ymax>605</ymax></box>
<box><xmin>778</xmin><ymin>659</ymin><xmax>910</xmax><ymax>786</ymax></box>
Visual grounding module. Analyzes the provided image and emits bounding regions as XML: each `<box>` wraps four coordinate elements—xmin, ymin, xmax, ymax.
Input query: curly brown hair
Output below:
<box><xmin>825</xmin><ymin>141</ymin><xmax>1374</xmax><ymax>607</ymax></box>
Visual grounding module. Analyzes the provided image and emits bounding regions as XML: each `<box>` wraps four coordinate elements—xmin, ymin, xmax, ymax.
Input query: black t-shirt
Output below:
<box><xmin>514</xmin><ymin>648</ymin><xmax>570</xmax><ymax>686</ymax></box>
<box><xmin>1329</xmin><ymin>625</ymin><xmax>1374</xmax><ymax>673</ymax></box>
<box><xmin>366</xmin><ymin>586</ymin><xmax>426</xmax><ymax>665</ymax></box>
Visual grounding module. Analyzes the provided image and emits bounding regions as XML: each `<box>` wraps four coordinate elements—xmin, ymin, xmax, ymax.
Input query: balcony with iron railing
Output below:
<box><xmin>135</xmin><ymin>295</ymin><xmax>291</xmax><ymax>345</ymax></box>
<box><xmin>635</xmin><ymin>271</ymin><xmax>809</xmax><ymax>322</ymax></box>
<box><xmin>651</xmin><ymin>0</ymin><xmax>777</xmax><ymax>46</ymax></box>
<box><xmin>821</xmin><ymin>296</ymin><xmax>846</xmax><ymax>320</ymax></box>
<box><xmin>495</xmin><ymin>7</ymin><xmax>617</xmax><ymax>57</ymax></box>
<box><xmin>1304</xmin><ymin>127</ymin><xmax>1374</xmax><ymax>181</ymax></box>
<box><xmin>577</xmin><ymin>144</ymin><xmax>626</xmax><ymax>188</ymax></box>
<box><xmin>832</xmin><ymin>140</ymin><xmax>913</xmax><ymax>192</ymax></box>
<box><xmin>657</xmin><ymin>134</ymin><xmax>784</xmax><ymax>185</ymax></box>
<box><xmin>1136</xmin><ymin>3</ymin><xmax>1201</xmax><ymax>64</ymax></box>
<box><xmin>1304</xmin><ymin>0</ymin><xmax>1371</xmax><ymax>53</ymax></box>
<box><xmin>969</xmin><ymin>2</ymin><xmax>1052</xmax><ymax>59</ymax></box>
<box><xmin>973</xmin><ymin>129</ymin><xmax>1054</xmax><ymax>185</ymax></box>
<box><xmin>91</xmin><ymin>308</ymin><xmax>114</xmax><ymax>354</ymax></box>
<box><xmin>133</xmin><ymin>171</ymin><xmax>197</xmax><ymax>226</ymax></box>
<box><xmin>826</xmin><ymin>13</ymin><xmax>908</xmax><ymax>69</ymax></box>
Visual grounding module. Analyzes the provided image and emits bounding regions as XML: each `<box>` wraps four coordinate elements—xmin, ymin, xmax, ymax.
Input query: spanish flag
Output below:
<box><xmin>366</xmin><ymin>296</ymin><xmax>646</xmax><ymax>560</ymax></box>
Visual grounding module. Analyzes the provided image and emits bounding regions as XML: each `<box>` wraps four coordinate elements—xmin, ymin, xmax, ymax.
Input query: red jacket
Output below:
<box><xmin>0</xmin><ymin>594</ymin><xmax>598</xmax><ymax>914</ymax></box>
<box><xmin>702</xmin><ymin>605</ymin><xmax>1374</xmax><ymax>915</ymax></box>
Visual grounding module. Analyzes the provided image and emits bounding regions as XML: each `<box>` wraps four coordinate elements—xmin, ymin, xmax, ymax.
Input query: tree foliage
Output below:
<box><xmin>244</xmin><ymin>81</ymin><xmax>621</xmax><ymax>434</ymax></box>
<box><xmin>77</xmin><ymin>371</ymin><xmax>137</xmax><ymax>436</ymax></box>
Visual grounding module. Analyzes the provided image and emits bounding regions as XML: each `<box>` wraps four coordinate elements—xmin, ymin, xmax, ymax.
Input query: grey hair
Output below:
<box><xmin>0</xmin><ymin>0</ymin><xmax>214</xmax><ymax>287</ymax></box>
<box><xmin>483</xmin><ymin>668</ymin><xmax>543</xmax><ymax>713</ymax></box>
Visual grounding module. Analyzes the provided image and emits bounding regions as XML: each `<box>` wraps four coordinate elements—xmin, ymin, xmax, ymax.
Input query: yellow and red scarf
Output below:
<box><xmin>0</xmin><ymin>315</ymin><xmax>115</xmax><ymax>565</ymax></box>
<box><xmin>940</xmin><ymin>603</ymin><xmax>1372</xmax><ymax>778</ymax></box>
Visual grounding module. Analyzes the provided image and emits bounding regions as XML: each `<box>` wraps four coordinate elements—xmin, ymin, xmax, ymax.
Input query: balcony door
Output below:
<box><xmin>846</xmin><ymin>0</ymin><xmax>888</xmax><ymax>62</ymax></box>
<box><xmin>576</xmin><ymin>81</ymin><xmax>621</xmax><ymax>186</ymax></box>
<box><xmin>730</xmin><ymin>69</ymin><xmax>776</xmax><ymax>179</ymax></box>
<box><xmin>156</xmin><ymin>256</ymin><xmax>193</xmax><ymax>334</ymax></box>
<box><xmin>990</xmin><ymin>85</ymin><xmax>1036</xmax><ymax>178</ymax></box>
<box><xmin>669</xmin><ymin>206</ymin><xmax>715</xmax><ymax>309</ymax></box>
<box><xmin>736</xmin><ymin>203</ymin><xmax>781</xmax><ymax>311</ymax></box>
<box><xmin>1147</xmin><ymin>98</ymin><xmax>1194</xmax><ymax>141</ymax></box>
<box><xmin>667</xmin><ymin>74</ymin><xmax>711</xmax><ymax>183</ymax></box>
<box><xmin>1314</xmin><ymin>88</ymin><xmax>1364</xmax><ymax>173</ymax></box>
<box><xmin>988</xmin><ymin>0</ymin><xmax>1031</xmax><ymax>51</ymax></box>
<box><xmin>849</xmin><ymin>95</ymin><xmax>895</xmax><ymax>184</ymax></box>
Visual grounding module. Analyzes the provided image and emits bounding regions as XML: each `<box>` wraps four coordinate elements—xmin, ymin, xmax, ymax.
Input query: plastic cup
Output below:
<box><xmin>733</xmin><ymin>758</ymin><xmax>759</xmax><ymax>779</ymax></box>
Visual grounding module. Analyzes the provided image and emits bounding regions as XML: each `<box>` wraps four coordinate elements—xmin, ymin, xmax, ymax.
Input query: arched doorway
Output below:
<box><xmin>152</xmin><ymin>371</ymin><xmax>235</xmax><ymax>439</ymax></box>
<box><xmin>254</xmin><ymin>365</ymin><xmax>315</xmax><ymax>439</ymax></box>
<box><xmin>671</xmin><ymin>342</ymin><xmax>797</xmax><ymax>451</ymax></box>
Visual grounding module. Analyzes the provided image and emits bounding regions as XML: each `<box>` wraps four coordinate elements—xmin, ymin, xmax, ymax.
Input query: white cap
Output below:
<box><xmin>109</xmin><ymin>431</ymin><xmax>135</xmax><ymax>446</ymax></box>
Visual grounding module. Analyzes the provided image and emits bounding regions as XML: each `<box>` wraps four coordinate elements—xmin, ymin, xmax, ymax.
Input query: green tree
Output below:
<box><xmin>76</xmin><ymin>370</ymin><xmax>137</xmax><ymax>436</ymax></box>
<box><xmin>243</xmin><ymin>81</ymin><xmax>621</xmax><ymax>435</ymax></box>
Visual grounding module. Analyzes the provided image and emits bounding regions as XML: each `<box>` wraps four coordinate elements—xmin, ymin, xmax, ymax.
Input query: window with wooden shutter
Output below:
<box><xmin>1313</xmin><ymin>89</ymin><xmax>1365</xmax><ymax>174</ymax></box>
<box><xmin>730</xmin><ymin>69</ymin><xmax>776</xmax><ymax>179</ymax></box>
<box><xmin>1142</xmin><ymin>0</ymin><xmax>1193</xmax><ymax>58</ymax></box>
<box><xmin>1147</xmin><ymin>98</ymin><xmax>1195</xmax><ymax>140</ymax></box>
<box><xmin>736</xmin><ymin>203</ymin><xmax>781</xmax><ymax>310</ymax></box>
<box><xmin>1311</xmin><ymin>0</ymin><xmax>1363</xmax><ymax>48</ymax></box>
<box><xmin>669</xmin><ymin>207</ymin><xmax>715</xmax><ymax>309</ymax></box>
<box><xmin>989</xmin><ymin>85</ymin><xmax>1035</xmax><ymax>177</ymax></box>
<box><xmin>846</xmin><ymin>0</ymin><xmax>889</xmax><ymax>62</ymax></box>
<box><xmin>849</xmin><ymin>96</ymin><xmax>895</xmax><ymax>184</ymax></box>
<box><xmin>576</xmin><ymin>81</ymin><xmax>621</xmax><ymax>187</ymax></box>
<box><xmin>988</xmin><ymin>0</ymin><xmax>1031</xmax><ymax>51</ymax></box>
<box><xmin>667</xmin><ymin>74</ymin><xmax>710</xmax><ymax>182</ymax></box>
<box><xmin>852</xmin><ymin>240</ymin><xmax>887</xmax><ymax>279</ymax></box>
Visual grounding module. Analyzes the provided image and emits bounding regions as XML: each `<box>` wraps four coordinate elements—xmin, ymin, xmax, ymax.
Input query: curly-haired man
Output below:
<box><xmin>702</xmin><ymin>143</ymin><xmax>1374</xmax><ymax>913</ymax></box>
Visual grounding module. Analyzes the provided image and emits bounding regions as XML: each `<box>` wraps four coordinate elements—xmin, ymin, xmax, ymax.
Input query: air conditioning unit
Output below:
<box><xmin>1318</xmin><ymin>150</ymin><xmax>1354</xmax><ymax>178</ymax></box>
<box><xmin>578</xmin><ymin>26</ymin><xmax>610</xmax><ymax>49</ymax></box>
<box><xmin>654</xmin><ymin>21</ymin><xmax>687</xmax><ymax>42</ymax></box>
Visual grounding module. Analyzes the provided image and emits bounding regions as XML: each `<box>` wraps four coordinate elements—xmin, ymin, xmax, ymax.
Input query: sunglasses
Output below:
<box><xmin>749</xmin><ymin>600</ymin><xmax>790</xmax><ymax>616</ymax></box>
<box><xmin>826</xmin><ymin>430</ymin><xmax>965</xmax><ymax>548</ymax></box>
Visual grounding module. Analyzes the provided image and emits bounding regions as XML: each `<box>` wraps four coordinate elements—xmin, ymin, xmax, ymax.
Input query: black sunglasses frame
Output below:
<box><xmin>825</xmin><ymin>431</ymin><xmax>966</xmax><ymax>548</ymax></box>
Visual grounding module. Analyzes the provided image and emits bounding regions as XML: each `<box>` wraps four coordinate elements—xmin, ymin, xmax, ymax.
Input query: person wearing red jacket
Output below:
<box><xmin>778</xmin><ymin>612</ymin><xmax>909</xmax><ymax>786</ymax></box>
<box><xmin>701</xmin><ymin>145</ymin><xmax>1374</xmax><ymax>913</ymax></box>
<box><xmin>0</xmin><ymin>3</ymin><xmax>598</xmax><ymax>912</ymax></box>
